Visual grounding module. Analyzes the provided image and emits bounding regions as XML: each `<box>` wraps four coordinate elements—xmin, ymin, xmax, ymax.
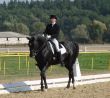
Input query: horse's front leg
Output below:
<box><xmin>43</xmin><ymin>72</ymin><xmax>48</xmax><ymax>89</ymax></box>
<box><xmin>40</xmin><ymin>72</ymin><xmax>44</xmax><ymax>91</ymax></box>
<box><xmin>40</xmin><ymin>66</ymin><xmax>48</xmax><ymax>91</ymax></box>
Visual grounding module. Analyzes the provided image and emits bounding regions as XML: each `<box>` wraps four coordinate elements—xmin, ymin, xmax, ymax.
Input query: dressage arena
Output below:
<box><xmin>0</xmin><ymin>44</ymin><xmax>110</xmax><ymax>98</ymax></box>
<box><xmin>1</xmin><ymin>82</ymin><xmax>110</xmax><ymax>98</ymax></box>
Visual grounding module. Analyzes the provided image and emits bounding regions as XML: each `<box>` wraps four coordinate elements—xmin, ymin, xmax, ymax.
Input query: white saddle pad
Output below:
<box><xmin>60</xmin><ymin>44</ymin><xmax>66</xmax><ymax>55</ymax></box>
<box><xmin>48</xmin><ymin>42</ymin><xmax>66</xmax><ymax>55</ymax></box>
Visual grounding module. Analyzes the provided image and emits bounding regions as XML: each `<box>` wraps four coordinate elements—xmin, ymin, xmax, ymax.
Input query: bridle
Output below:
<box><xmin>30</xmin><ymin>41</ymin><xmax>47</xmax><ymax>56</ymax></box>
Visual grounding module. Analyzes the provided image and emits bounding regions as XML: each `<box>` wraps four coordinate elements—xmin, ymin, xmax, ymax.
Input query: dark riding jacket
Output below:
<box><xmin>44</xmin><ymin>23</ymin><xmax>60</xmax><ymax>39</ymax></box>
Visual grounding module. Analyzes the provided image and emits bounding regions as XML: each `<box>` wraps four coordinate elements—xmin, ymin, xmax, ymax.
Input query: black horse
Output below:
<box><xmin>27</xmin><ymin>35</ymin><xmax>79</xmax><ymax>91</ymax></box>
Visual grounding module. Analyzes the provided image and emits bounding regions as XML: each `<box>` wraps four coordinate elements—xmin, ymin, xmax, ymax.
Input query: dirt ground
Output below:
<box><xmin>1</xmin><ymin>82</ymin><xmax>110</xmax><ymax>98</ymax></box>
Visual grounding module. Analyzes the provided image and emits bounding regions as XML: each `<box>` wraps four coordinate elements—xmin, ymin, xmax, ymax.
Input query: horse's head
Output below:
<box><xmin>27</xmin><ymin>35</ymin><xmax>47</xmax><ymax>57</ymax></box>
<box><xmin>27</xmin><ymin>36</ymin><xmax>36</xmax><ymax>57</ymax></box>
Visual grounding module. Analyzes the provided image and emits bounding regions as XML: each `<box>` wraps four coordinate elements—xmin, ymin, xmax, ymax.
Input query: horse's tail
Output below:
<box><xmin>73</xmin><ymin>42</ymin><xmax>79</xmax><ymax>58</ymax></box>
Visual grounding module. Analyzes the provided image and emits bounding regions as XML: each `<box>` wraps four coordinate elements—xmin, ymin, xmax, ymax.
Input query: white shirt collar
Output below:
<box><xmin>52</xmin><ymin>22</ymin><xmax>56</xmax><ymax>26</ymax></box>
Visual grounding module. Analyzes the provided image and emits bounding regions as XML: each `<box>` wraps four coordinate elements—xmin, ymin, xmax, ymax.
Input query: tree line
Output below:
<box><xmin>0</xmin><ymin>0</ymin><xmax>110</xmax><ymax>43</ymax></box>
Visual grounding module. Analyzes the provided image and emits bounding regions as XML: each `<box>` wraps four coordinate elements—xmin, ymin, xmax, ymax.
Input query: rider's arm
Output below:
<box><xmin>51</xmin><ymin>25</ymin><xmax>60</xmax><ymax>39</ymax></box>
<box><xmin>43</xmin><ymin>24</ymin><xmax>49</xmax><ymax>35</ymax></box>
<box><xmin>43</xmin><ymin>24</ymin><xmax>51</xmax><ymax>38</ymax></box>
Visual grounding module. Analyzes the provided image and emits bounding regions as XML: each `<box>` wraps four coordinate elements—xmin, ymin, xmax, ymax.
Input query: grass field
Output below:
<box><xmin>79</xmin><ymin>53</ymin><xmax>110</xmax><ymax>70</ymax></box>
<box><xmin>0</xmin><ymin>52</ymin><xmax>110</xmax><ymax>83</ymax></box>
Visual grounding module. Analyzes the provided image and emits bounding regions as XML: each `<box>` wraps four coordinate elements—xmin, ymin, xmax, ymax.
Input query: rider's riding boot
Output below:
<box><xmin>58</xmin><ymin>52</ymin><xmax>64</xmax><ymax>66</ymax></box>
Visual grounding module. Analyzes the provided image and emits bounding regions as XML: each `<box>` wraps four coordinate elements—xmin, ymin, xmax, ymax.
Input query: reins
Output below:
<box><xmin>34</xmin><ymin>41</ymin><xmax>47</xmax><ymax>56</ymax></box>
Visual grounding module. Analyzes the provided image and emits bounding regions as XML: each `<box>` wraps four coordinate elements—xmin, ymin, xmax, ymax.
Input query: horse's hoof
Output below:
<box><xmin>41</xmin><ymin>88</ymin><xmax>48</xmax><ymax>92</ymax></box>
<box><xmin>41</xmin><ymin>89</ymin><xmax>44</xmax><ymax>91</ymax></box>
<box><xmin>64</xmin><ymin>86</ymin><xmax>70</xmax><ymax>90</ymax></box>
<box><xmin>66</xmin><ymin>86</ymin><xmax>70</xmax><ymax>89</ymax></box>
<box><xmin>41</xmin><ymin>88</ymin><xmax>44</xmax><ymax>91</ymax></box>
<box><xmin>45</xmin><ymin>86</ymin><xmax>48</xmax><ymax>89</ymax></box>
<box><xmin>73</xmin><ymin>86</ymin><xmax>76</xmax><ymax>89</ymax></box>
<box><xmin>64</xmin><ymin>87</ymin><xmax>68</xmax><ymax>90</ymax></box>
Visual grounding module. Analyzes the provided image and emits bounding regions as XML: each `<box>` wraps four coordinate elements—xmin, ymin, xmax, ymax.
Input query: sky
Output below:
<box><xmin>0</xmin><ymin>0</ymin><xmax>38</xmax><ymax>4</ymax></box>
<box><xmin>0</xmin><ymin>0</ymin><xmax>9</xmax><ymax>4</ymax></box>
<box><xmin>0</xmin><ymin>0</ymin><xmax>74</xmax><ymax>4</ymax></box>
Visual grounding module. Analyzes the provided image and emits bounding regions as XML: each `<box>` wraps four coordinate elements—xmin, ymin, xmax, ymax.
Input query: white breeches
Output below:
<box><xmin>42</xmin><ymin>34</ymin><xmax>60</xmax><ymax>52</ymax></box>
<box><xmin>51</xmin><ymin>38</ymin><xmax>60</xmax><ymax>52</ymax></box>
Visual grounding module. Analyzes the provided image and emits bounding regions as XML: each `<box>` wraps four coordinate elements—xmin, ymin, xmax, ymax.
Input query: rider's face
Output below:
<box><xmin>50</xmin><ymin>18</ymin><xmax>56</xmax><ymax>24</ymax></box>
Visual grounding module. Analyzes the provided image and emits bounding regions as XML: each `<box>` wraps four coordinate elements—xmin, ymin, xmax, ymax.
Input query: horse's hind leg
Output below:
<box><xmin>67</xmin><ymin>69</ymin><xmax>75</xmax><ymax>89</ymax></box>
<box><xmin>71</xmin><ymin>68</ymin><xmax>76</xmax><ymax>89</ymax></box>
<box><xmin>66</xmin><ymin>70</ymin><xmax>72</xmax><ymax>88</ymax></box>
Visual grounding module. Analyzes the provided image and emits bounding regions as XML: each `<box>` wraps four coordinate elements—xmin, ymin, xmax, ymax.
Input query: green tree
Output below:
<box><xmin>58</xmin><ymin>30</ymin><xmax>65</xmax><ymax>41</ymax></box>
<box><xmin>3</xmin><ymin>21</ymin><xmax>15</xmax><ymax>31</ymax></box>
<box><xmin>103</xmin><ymin>24</ymin><xmax>110</xmax><ymax>43</ymax></box>
<box><xmin>15</xmin><ymin>23</ymin><xmax>30</xmax><ymax>35</ymax></box>
<box><xmin>31</xmin><ymin>21</ymin><xmax>46</xmax><ymax>34</ymax></box>
<box><xmin>89</xmin><ymin>20</ymin><xmax>107</xmax><ymax>43</ymax></box>
<box><xmin>71</xmin><ymin>24</ymin><xmax>89</xmax><ymax>43</ymax></box>
<box><xmin>0</xmin><ymin>0</ymin><xmax>110</xmax><ymax>43</ymax></box>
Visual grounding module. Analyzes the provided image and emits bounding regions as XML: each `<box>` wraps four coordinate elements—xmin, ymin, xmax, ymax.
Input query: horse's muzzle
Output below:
<box><xmin>29</xmin><ymin>52</ymin><xmax>35</xmax><ymax>57</ymax></box>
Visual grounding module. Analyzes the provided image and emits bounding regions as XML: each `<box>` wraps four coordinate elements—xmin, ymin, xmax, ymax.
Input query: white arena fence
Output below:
<box><xmin>0</xmin><ymin>44</ymin><xmax>110</xmax><ymax>52</ymax></box>
<box><xmin>79</xmin><ymin>44</ymin><xmax>110</xmax><ymax>52</ymax></box>
<box><xmin>0</xmin><ymin>37</ymin><xmax>28</xmax><ymax>45</ymax></box>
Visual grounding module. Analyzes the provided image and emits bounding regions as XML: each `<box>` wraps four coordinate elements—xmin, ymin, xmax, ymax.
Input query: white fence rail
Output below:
<box><xmin>0</xmin><ymin>73</ymin><xmax>110</xmax><ymax>95</ymax></box>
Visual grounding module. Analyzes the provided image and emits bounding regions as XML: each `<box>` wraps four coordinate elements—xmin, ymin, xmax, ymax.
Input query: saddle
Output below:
<box><xmin>48</xmin><ymin>40</ymin><xmax>67</xmax><ymax>55</ymax></box>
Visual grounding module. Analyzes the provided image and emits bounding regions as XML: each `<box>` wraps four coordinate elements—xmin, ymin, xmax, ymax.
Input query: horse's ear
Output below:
<box><xmin>27</xmin><ymin>36</ymin><xmax>31</xmax><ymax>40</ymax></box>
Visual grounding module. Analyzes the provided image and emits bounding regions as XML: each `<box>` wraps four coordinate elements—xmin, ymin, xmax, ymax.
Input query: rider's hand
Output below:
<box><xmin>47</xmin><ymin>35</ymin><xmax>51</xmax><ymax>39</ymax></box>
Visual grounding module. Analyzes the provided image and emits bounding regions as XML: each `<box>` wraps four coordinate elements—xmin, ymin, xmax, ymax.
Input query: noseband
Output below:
<box><xmin>31</xmin><ymin>41</ymin><xmax>47</xmax><ymax>56</ymax></box>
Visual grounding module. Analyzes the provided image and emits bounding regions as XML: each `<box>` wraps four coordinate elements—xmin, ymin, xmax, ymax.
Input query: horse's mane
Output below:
<box><xmin>33</xmin><ymin>34</ymin><xmax>47</xmax><ymax>44</ymax></box>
